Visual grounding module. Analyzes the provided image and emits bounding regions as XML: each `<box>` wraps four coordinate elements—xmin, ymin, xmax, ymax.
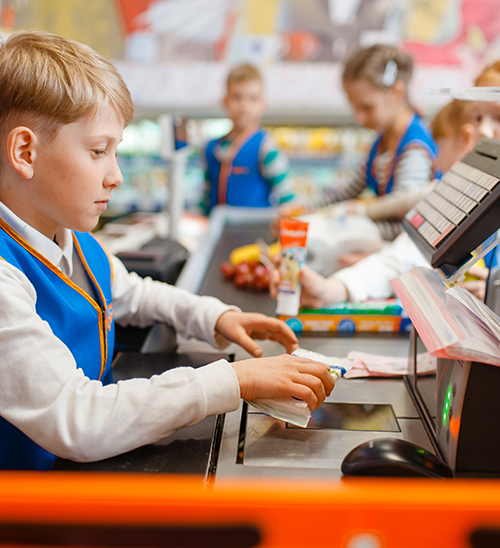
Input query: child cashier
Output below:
<box><xmin>202</xmin><ymin>63</ymin><xmax>293</xmax><ymax>213</ymax></box>
<box><xmin>279</xmin><ymin>44</ymin><xmax>441</xmax><ymax>241</ymax></box>
<box><xmin>0</xmin><ymin>31</ymin><xmax>335</xmax><ymax>470</ymax></box>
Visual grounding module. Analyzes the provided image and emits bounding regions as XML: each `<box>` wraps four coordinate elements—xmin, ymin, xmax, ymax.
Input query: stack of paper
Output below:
<box><xmin>344</xmin><ymin>350</ymin><xmax>436</xmax><ymax>378</ymax></box>
<box><xmin>391</xmin><ymin>267</ymin><xmax>500</xmax><ymax>366</ymax></box>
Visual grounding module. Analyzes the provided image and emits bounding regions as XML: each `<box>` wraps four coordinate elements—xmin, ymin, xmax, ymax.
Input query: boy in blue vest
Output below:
<box><xmin>0</xmin><ymin>31</ymin><xmax>334</xmax><ymax>470</ymax></box>
<box><xmin>202</xmin><ymin>63</ymin><xmax>293</xmax><ymax>214</ymax></box>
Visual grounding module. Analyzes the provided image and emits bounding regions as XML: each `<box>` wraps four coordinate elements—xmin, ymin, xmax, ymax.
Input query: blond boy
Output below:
<box><xmin>0</xmin><ymin>32</ymin><xmax>333</xmax><ymax>470</ymax></box>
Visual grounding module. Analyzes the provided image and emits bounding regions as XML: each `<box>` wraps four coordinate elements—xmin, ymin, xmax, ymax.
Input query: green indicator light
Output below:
<box><xmin>443</xmin><ymin>386</ymin><xmax>452</xmax><ymax>425</ymax></box>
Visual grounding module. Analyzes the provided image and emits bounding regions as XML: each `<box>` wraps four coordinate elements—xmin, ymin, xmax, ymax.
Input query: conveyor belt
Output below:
<box><xmin>198</xmin><ymin>223</ymin><xmax>277</xmax><ymax>315</ymax></box>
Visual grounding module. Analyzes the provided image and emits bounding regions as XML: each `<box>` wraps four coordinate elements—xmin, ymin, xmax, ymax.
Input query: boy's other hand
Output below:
<box><xmin>231</xmin><ymin>354</ymin><xmax>335</xmax><ymax>410</ymax></box>
<box><xmin>215</xmin><ymin>310</ymin><xmax>299</xmax><ymax>357</ymax></box>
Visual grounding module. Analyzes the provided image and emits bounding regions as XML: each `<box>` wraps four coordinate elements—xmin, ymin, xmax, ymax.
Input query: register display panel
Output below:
<box><xmin>403</xmin><ymin>138</ymin><xmax>500</xmax><ymax>278</ymax></box>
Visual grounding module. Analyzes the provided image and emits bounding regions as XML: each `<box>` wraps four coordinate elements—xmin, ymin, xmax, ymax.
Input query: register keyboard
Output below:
<box><xmin>403</xmin><ymin>138</ymin><xmax>500</xmax><ymax>276</ymax></box>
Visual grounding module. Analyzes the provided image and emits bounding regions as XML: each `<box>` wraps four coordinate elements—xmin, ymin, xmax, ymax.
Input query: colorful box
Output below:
<box><xmin>278</xmin><ymin>299</ymin><xmax>412</xmax><ymax>334</ymax></box>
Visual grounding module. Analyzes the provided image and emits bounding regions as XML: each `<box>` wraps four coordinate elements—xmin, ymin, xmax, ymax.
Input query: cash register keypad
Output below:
<box><xmin>407</xmin><ymin>161</ymin><xmax>500</xmax><ymax>248</ymax></box>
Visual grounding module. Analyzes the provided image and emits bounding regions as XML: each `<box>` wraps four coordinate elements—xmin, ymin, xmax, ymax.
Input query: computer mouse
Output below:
<box><xmin>341</xmin><ymin>438</ymin><xmax>453</xmax><ymax>478</ymax></box>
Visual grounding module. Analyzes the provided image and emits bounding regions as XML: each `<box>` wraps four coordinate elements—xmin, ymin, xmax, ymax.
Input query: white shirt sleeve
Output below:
<box><xmin>332</xmin><ymin>232</ymin><xmax>429</xmax><ymax>301</ymax></box>
<box><xmin>0</xmin><ymin>258</ymin><xmax>241</xmax><ymax>463</ymax></box>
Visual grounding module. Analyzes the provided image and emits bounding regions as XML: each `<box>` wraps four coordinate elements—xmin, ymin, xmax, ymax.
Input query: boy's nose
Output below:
<box><xmin>105</xmin><ymin>158</ymin><xmax>123</xmax><ymax>188</ymax></box>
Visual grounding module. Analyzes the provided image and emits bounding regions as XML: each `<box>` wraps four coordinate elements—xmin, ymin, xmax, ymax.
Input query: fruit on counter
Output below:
<box><xmin>220</xmin><ymin>260</ymin><xmax>271</xmax><ymax>291</ymax></box>
<box><xmin>229</xmin><ymin>241</ymin><xmax>281</xmax><ymax>265</ymax></box>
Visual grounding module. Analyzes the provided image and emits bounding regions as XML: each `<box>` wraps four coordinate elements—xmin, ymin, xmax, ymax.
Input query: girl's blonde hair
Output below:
<box><xmin>342</xmin><ymin>44</ymin><xmax>413</xmax><ymax>89</ymax></box>
<box><xmin>431</xmin><ymin>100</ymin><xmax>473</xmax><ymax>140</ymax></box>
<box><xmin>475</xmin><ymin>60</ymin><xmax>500</xmax><ymax>86</ymax></box>
<box><xmin>0</xmin><ymin>30</ymin><xmax>134</xmax><ymax>140</ymax></box>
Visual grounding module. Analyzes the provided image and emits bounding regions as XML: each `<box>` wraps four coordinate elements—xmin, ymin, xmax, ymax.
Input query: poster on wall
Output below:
<box><xmin>6</xmin><ymin>0</ymin><xmax>500</xmax><ymax>110</ymax></box>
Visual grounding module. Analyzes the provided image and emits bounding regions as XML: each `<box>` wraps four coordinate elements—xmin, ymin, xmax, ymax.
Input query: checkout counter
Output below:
<box><xmin>55</xmin><ymin>135</ymin><xmax>500</xmax><ymax>480</ymax></box>
<box><xmin>4</xmin><ymin>141</ymin><xmax>500</xmax><ymax>548</ymax></box>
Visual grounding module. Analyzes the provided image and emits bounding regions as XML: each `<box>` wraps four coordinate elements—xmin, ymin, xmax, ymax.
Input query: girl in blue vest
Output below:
<box><xmin>202</xmin><ymin>63</ymin><xmax>293</xmax><ymax>214</ymax></box>
<box><xmin>279</xmin><ymin>44</ymin><xmax>442</xmax><ymax>241</ymax></box>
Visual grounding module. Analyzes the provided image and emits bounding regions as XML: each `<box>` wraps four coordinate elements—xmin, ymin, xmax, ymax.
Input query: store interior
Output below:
<box><xmin>2</xmin><ymin>1</ymin><xmax>500</xmax><ymax>546</ymax></box>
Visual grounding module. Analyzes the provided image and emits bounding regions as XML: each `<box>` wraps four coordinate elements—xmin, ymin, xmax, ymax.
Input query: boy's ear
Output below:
<box><xmin>461</xmin><ymin>122</ymin><xmax>476</xmax><ymax>153</ymax></box>
<box><xmin>7</xmin><ymin>126</ymin><xmax>37</xmax><ymax>180</ymax></box>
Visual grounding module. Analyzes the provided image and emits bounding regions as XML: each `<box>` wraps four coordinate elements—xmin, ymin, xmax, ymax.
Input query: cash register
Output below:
<box><xmin>344</xmin><ymin>136</ymin><xmax>500</xmax><ymax>478</ymax></box>
<box><xmin>212</xmin><ymin>137</ymin><xmax>500</xmax><ymax>482</ymax></box>
<box><xmin>397</xmin><ymin>137</ymin><xmax>500</xmax><ymax>477</ymax></box>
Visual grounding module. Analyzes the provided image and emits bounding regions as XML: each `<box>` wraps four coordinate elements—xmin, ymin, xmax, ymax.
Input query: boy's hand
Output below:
<box><xmin>215</xmin><ymin>310</ymin><xmax>299</xmax><ymax>357</ymax></box>
<box><xmin>231</xmin><ymin>354</ymin><xmax>335</xmax><ymax>410</ymax></box>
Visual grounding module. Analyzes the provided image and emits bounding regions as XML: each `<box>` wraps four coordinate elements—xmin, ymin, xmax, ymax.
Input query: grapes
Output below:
<box><xmin>220</xmin><ymin>260</ymin><xmax>271</xmax><ymax>292</ymax></box>
<box><xmin>219</xmin><ymin>262</ymin><xmax>235</xmax><ymax>280</ymax></box>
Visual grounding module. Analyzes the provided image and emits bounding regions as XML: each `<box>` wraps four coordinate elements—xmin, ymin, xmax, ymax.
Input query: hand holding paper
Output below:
<box><xmin>247</xmin><ymin>348</ymin><xmax>354</xmax><ymax>427</ymax></box>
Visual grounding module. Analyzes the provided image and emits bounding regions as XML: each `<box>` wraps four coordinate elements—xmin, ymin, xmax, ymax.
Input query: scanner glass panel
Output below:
<box><xmin>287</xmin><ymin>402</ymin><xmax>400</xmax><ymax>432</ymax></box>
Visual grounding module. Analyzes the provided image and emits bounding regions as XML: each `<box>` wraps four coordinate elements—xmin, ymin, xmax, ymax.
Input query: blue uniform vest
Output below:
<box><xmin>205</xmin><ymin>126</ymin><xmax>270</xmax><ymax>211</ymax></box>
<box><xmin>366</xmin><ymin>112</ymin><xmax>442</xmax><ymax>196</ymax></box>
<box><xmin>0</xmin><ymin>219</ymin><xmax>115</xmax><ymax>470</ymax></box>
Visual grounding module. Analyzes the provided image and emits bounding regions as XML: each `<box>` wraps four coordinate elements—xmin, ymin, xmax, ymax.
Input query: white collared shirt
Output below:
<box><xmin>0</xmin><ymin>201</ymin><xmax>240</xmax><ymax>464</ymax></box>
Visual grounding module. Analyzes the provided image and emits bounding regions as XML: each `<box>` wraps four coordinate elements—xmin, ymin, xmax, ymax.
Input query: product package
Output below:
<box><xmin>247</xmin><ymin>348</ymin><xmax>353</xmax><ymax>427</ymax></box>
<box><xmin>275</xmin><ymin>218</ymin><xmax>309</xmax><ymax>317</ymax></box>
<box><xmin>277</xmin><ymin>299</ymin><xmax>411</xmax><ymax>333</ymax></box>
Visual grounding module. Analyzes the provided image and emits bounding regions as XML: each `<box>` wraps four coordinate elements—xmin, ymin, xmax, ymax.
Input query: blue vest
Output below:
<box><xmin>366</xmin><ymin>112</ymin><xmax>442</xmax><ymax>196</ymax></box>
<box><xmin>205</xmin><ymin>127</ymin><xmax>270</xmax><ymax>211</ymax></box>
<box><xmin>0</xmin><ymin>219</ymin><xmax>115</xmax><ymax>470</ymax></box>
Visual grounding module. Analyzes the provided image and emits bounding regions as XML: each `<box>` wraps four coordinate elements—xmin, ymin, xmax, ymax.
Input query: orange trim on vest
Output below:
<box><xmin>72</xmin><ymin>234</ymin><xmax>110</xmax><ymax>378</ymax></box>
<box><xmin>372</xmin><ymin>110</ymin><xmax>413</xmax><ymax>196</ymax></box>
<box><xmin>92</xmin><ymin>232</ymin><xmax>114</xmax><ymax>285</ymax></box>
<box><xmin>0</xmin><ymin>217</ymin><xmax>108</xmax><ymax>379</ymax></box>
<box><xmin>217</xmin><ymin>124</ymin><xmax>260</xmax><ymax>205</ymax></box>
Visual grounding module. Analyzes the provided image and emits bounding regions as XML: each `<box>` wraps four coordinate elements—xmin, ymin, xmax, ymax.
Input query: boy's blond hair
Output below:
<box><xmin>0</xmin><ymin>30</ymin><xmax>134</xmax><ymax>141</ymax></box>
<box><xmin>226</xmin><ymin>63</ymin><xmax>262</xmax><ymax>91</ymax></box>
<box><xmin>431</xmin><ymin>100</ymin><xmax>473</xmax><ymax>140</ymax></box>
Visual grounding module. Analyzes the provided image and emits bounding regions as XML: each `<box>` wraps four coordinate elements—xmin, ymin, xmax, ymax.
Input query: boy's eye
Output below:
<box><xmin>93</xmin><ymin>149</ymin><xmax>106</xmax><ymax>156</ymax></box>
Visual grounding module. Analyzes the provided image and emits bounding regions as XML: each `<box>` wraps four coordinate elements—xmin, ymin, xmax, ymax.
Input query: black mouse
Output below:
<box><xmin>341</xmin><ymin>438</ymin><xmax>453</xmax><ymax>478</ymax></box>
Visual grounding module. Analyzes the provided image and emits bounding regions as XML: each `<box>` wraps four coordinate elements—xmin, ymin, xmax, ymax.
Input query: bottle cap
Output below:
<box><xmin>275</xmin><ymin>291</ymin><xmax>300</xmax><ymax>316</ymax></box>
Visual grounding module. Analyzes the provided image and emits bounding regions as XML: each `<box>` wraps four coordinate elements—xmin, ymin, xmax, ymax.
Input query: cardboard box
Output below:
<box><xmin>278</xmin><ymin>299</ymin><xmax>411</xmax><ymax>333</ymax></box>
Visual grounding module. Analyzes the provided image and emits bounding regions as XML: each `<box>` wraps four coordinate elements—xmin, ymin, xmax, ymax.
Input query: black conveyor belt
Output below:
<box><xmin>198</xmin><ymin>223</ymin><xmax>277</xmax><ymax>316</ymax></box>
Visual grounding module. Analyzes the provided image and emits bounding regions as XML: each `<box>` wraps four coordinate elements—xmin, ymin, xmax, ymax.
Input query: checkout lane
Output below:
<box><xmin>175</xmin><ymin>205</ymin><xmax>437</xmax><ymax>481</ymax></box>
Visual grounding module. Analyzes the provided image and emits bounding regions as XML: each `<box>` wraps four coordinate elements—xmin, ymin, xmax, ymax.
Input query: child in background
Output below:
<box><xmin>0</xmin><ymin>31</ymin><xmax>335</xmax><ymax>471</ymax></box>
<box><xmin>333</xmin><ymin>99</ymin><xmax>476</xmax><ymax>270</ymax></box>
<box><xmin>270</xmin><ymin>96</ymin><xmax>490</xmax><ymax>308</ymax></box>
<box><xmin>202</xmin><ymin>63</ymin><xmax>293</xmax><ymax>214</ymax></box>
<box><xmin>278</xmin><ymin>44</ymin><xmax>441</xmax><ymax>241</ymax></box>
